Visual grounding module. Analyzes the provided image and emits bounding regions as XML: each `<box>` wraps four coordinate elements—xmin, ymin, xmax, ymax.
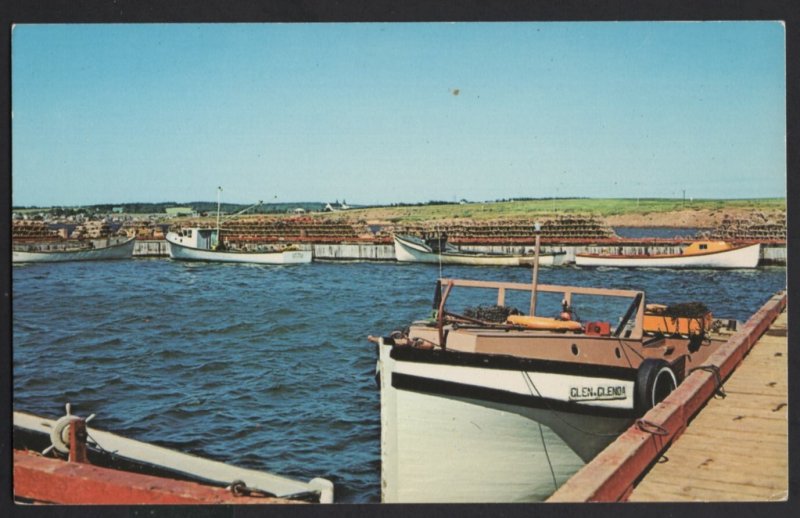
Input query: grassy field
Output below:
<box><xmin>324</xmin><ymin>198</ymin><xmax>786</xmax><ymax>223</ymax></box>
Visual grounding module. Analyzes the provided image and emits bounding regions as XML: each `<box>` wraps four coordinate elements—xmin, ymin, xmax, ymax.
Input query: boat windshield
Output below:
<box><xmin>433</xmin><ymin>278</ymin><xmax>645</xmax><ymax>339</ymax></box>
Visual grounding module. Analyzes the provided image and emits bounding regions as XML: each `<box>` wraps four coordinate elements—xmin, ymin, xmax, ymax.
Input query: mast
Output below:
<box><xmin>216</xmin><ymin>186</ymin><xmax>222</xmax><ymax>247</ymax></box>
<box><xmin>529</xmin><ymin>221</ymin><xmax>542</xmax><ymax>316</ymax></box>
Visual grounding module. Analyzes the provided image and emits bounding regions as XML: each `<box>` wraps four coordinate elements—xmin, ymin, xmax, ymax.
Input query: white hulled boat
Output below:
<box><xmin>372</xmin><ymin>273</ymin><xmax>733</xmax><ymax>502</ymax></box>
<box><xmin>575</xmin><ymin>241</ymin><xmax>760</xmax><ymax>268</ymax></box>
<box><xmin>394</xmin><ymin>234</ymin><xmax>566</xmax><ymax>266</ymax></box>
<box><xmin>166</xmin><ymin>227</ymin><xmax>311</xmax><ymax>264</ymax></box>
<box><xmin>13</xmin><ymin>405</ymin><xmax>333</xmax><ymax>503</ymax></box>
<box><xmin>12</xmin><ymin>236</ymin><xmax>136</xmax><ymax>263</ymax></box>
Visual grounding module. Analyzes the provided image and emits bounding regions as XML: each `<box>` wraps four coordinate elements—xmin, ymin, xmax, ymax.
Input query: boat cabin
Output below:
<box><xmin>683</xmin><ymin>241</ymin><xmax>734</xmax><ymax>255</ymax></box>
<box><xmin>172</xmin><ymin>228</ymin><xmax>220</xmax><ymax>250</ymax></box>
<box><xmin>398</xmin><ymin>277</ymin><xmax>727</xmax><ymax>372</ymax></box>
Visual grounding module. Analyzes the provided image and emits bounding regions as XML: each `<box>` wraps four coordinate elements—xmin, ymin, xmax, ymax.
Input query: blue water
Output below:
<box><xmin>613</xmin><ymin>227</ymin><xmax>701</xmax><ymax>239</ymax></box>
<box><xmin>12</xmin><ymin>259</ymin><xmax>786</xmax><ymax>503</ymax></box>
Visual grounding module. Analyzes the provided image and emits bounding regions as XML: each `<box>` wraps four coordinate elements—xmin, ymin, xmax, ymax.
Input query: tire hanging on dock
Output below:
<box><xmin>634</xmin><ymin>359</ymin><xmax>677</xmax><ymax>414</ymax></box>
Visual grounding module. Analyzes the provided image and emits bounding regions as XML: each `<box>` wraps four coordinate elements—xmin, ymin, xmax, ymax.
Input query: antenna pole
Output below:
<box><xmin>216</xmin><ymin>187</ymin><xmax>222</xmax><ymax>247</ymax></box>
<box><xmin>529</xmin><ymin>222</ymin><xmax>542</xmax><ymax>316</ymax></box>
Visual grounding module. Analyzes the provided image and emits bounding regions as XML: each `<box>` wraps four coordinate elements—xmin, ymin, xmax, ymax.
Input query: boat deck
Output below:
<box><xmin>547</xmin><ymin>291</ymin><xmax>787</xmax><ymax>503</ymax></box>
<box><xmin>628</xmin><ymin>310</ymin><xmax>788</xmax><ymax>502</ymax></box>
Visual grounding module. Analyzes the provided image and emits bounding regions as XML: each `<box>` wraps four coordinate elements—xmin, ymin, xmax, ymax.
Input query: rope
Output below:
<box><xmin>635</xmin><ymin>418</ymin><xmax>669</xmax><ymax>436</ymax></box>
<box><xmin>228</xmin><ymin>480</ymin><xmax>278</xmax><ymax>498</ymax></box>
<box><xmin>688</xmin><ymin>365</ymin><xmax>727</xmax><ymax>399</ymax></box>
<box><xmin>537</xmin><ymin>421</ymin><xmax>558</xmax><ymax>491</ymax></box>
<box><xmin>521</xmin><ymin>371</ymin><xmax>621</xmax><ymax>438</ymax></box>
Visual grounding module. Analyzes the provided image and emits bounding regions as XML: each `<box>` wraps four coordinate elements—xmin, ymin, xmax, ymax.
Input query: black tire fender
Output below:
<box><xmin>635</xmin><ymin>359</ymin><xmax>677</xmax><ymax>414</ymax></box>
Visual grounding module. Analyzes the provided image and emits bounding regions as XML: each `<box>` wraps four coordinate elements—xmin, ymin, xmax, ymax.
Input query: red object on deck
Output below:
<box><xmin>13</xmin><ymin>450</ymin><xmax>299</xmax><ymax>505</ymax></box>
<box><xmin>584</xmin><ymin>321</ymin><xmax>612</xmax><ymax>336</ymax></box>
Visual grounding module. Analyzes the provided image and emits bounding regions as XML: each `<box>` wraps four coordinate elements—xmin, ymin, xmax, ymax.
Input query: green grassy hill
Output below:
<box><xmin>327</xmin><ymin>198</ymin><xmax>785</xmax><ymax>223</ymax></box>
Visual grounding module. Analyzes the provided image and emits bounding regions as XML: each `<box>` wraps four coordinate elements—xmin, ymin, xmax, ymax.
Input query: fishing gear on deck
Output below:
<box><xmin>463</xmin><ymin>304</ymin><xmax>522</xmax><ymax>324</ymax></box>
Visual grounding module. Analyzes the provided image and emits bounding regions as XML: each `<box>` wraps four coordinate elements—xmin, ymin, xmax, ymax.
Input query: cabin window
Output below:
<box><xmin>699</xmin><ymin>244</ymin><xmax>708</xmax><ymax>250</ymax></box>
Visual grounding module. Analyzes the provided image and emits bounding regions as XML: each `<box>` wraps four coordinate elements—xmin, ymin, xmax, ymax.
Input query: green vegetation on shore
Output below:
<box><xmin>332</xmin><ymin>198</ymin><xmax>786</xmax><ymax>223</ymax></box>
<box><xmin>12</xmin><ymin>198</ymin><xmax>784</xmax><ymax>223</ymax></box>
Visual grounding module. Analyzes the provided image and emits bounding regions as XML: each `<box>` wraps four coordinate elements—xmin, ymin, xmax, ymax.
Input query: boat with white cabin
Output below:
<box><xmin>12</xmin><ymin>236</ymin><xmax>136</xmax><ymax>263</ymax></box>
<box><xmin>575</xmin><ymin>241</ymin><xmax>760</xmax><ymax>268</ymax></box>
<box><xmin>371</xmin><ymin>269</ymin><xmax>734</xmax><ymax>502</ymax></box>
<box><xmin>166</xmin><ymin>188</ymin><xmax>312</xmax><ymax>264</ymax></box>
<box><xmin>166</xmin><ymin>227</ymin><xmax>311</xmax><ymax>264</ymax></box>
<box><xmin>394</xmin><ymin>233</ymin><xmax>566</xmax><ymax>266</ymax></box>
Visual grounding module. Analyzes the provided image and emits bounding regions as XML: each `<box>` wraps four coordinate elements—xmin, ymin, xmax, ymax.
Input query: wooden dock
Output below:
<box><xmin>548</xmin><ymin>291</ymin><xmax>788</xmax><ymax>503</ymax></box>
<box><xmin>628</xmin><ymin>310</ymin><xmax>788</xmax><ymax>502</ymax></box>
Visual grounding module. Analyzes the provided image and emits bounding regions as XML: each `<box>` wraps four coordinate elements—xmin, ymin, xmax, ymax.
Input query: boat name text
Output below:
<box><xmin>569</xmin><ymin>385</ymin><xmax>627</xmax><ymax>401</ymax></box>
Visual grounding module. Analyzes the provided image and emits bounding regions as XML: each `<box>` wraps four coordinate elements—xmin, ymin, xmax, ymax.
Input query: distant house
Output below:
<box><xmin>292</xmin><ymin>208</ymin><xmax>307</xmax><ymax>214</ymax></box>
<box><xmin>165</xmin><ymin>207</ymin><xmax>195</xmax><ymax>217</ymax></box>
<box><xmin>324</xmin><ymin>200</ymin><xmax>350</xmax><ymax>212</ymax></box>
<box><xmin>112</xmin><ymin>207</ymin><xmax>124</xmax><ymax>214</ymax></box>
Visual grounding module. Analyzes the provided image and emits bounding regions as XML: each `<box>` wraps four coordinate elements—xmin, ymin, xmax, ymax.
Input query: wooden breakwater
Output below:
<box><xmin>628</xmin><ymin>309</ymin><xmax>788</xmax><ymax>501</ymax></box>
<box><xmin>21</xmin><ymin>213</ymin><xmax>785</xmax><ymax>264</ymax></box>
<box><xmin>134</xmin><ymin>240</ymin><xmax>787</xmax><ymax>265</ymax></box>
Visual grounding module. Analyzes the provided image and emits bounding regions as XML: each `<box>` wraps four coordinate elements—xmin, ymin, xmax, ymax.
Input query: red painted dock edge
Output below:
<box><xmin>547</xmin><ymin>290</ymin><xmax>788</xmax><ymax>503</ymax></box>
<box><xmin>13</xmin><ymin>450</ymin><xmax>301</xmax><ymax>505</ymax></box>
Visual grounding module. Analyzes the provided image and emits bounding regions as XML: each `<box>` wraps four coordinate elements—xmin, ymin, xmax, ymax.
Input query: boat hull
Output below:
<box><xmin>377</xmin><ymin>340</ymin><xmax>634</xmax><ymax>502</ymax></box>
<box><xmin>575</xmin><ymin>243</ymin><xmax>760</xmax><ymax>268</ymax></box>
<box><xmin>166</xmin><ymin>234</ymin><xmax>311</xmax><ymax>264</ymax></box>
<box><xmin>13</xmin><ymin>411</ymin><xmax>333</xmax><ymax>503</ymax></box>
<box><xmin>12</xmin><ymin>237</ymin><xmax>136</xmax><ymax>263</ymax></box>
<box><xmin>394</xmin><ymin>235</ymin><xmax>564</xmax><ymax>266</ymax></box>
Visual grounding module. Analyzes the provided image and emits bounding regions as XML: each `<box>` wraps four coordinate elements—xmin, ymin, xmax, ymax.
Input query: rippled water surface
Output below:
<box><xmin>613</xmin><ymin>226</ymin><xmax>700</xmax><ymax>239</ymax></box>
<box><xmin>12</xmin><ymin>259</ymin><xmax>786</xmax><ymax>502</ymax></box>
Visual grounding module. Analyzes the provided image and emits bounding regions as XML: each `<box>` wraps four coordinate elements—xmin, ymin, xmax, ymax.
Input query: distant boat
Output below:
<box><xmin>575</xmin><ymin>241</ymin><xmax>760</xmax><ymax>269</ymax></box>
<box><xmin>166</xmin><ymin>227</ymin><xmax>312</xmax><ymax>264</ymax></box>
<box><xmin>13</xmin><ymin>406</ymin><xmax>334</xmax><ymax>504</ymax></box>
<box><xmin>12</xmin><ymin>236</ymin><xmax>136</xmax><ymax>263</ymax></box>
<box><xmin>165</xmin><ymin>187</ymin><xmax>312</xmax><ymax>265</ymax></box>
<box><xmin>394</xmin><ymin>234</ymin><xmax>566</xmax><ymax>266</ymax></box>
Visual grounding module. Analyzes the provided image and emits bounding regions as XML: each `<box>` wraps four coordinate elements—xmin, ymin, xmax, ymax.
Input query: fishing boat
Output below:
<box><xmin>575</xmin><ymin>241</ymin><xmax>760</xmax><ymax>268</ymax></box>
<box><xmin>166</xmin><ymin>188</ymin><xmax>312</xmax><ymax>264</ymax></box>
<box><xmin>165</xmin><ymin>227</ymin><xmax>312</xmax><ymax>264</ymax></box>
<box><xmin>394</xmin><ymin>234</ymin><xmax>566</xmax><ymax>266</ymax></box>
<box><xmin>12</xmin><ymin>236</ymin><xmax>136</xmax><ymax>263</ymax></box>
<box><xmin>371</xmin><ymin>265</ymin><xmax>734</xmax><ymax>502</ymax></box>
<box><xmin>13</xmin><ymin>405</ymin><xmax>334</xmax><ymax>504</ymax></box>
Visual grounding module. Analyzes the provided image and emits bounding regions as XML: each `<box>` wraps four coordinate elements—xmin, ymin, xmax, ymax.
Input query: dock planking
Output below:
<box><xmin>628</xmin><ymin>311</ymin><xmax>788</xmax><ymax>502</ymax></box>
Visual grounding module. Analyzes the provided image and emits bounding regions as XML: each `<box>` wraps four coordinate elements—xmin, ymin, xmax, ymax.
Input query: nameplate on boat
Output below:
<box><xmin>569</xmin><ymin>385</ymin><xmax>627</xmax><ymax>402</ymax></box>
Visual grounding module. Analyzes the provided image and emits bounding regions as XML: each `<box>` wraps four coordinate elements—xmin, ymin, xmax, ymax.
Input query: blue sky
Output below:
<box><xmin>12</xmin><ymin>22</ymin><xmax>786</xmax><ymax>206</ymax></box>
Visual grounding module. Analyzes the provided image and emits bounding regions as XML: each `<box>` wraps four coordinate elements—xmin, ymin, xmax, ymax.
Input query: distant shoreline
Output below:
<box><xmin>13</xmin><ymin>198</ymin><xmax>785</xmax><ymax>230</ymax></box>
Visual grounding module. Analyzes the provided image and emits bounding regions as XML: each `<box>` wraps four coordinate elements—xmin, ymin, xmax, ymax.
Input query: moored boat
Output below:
<box><xmin>166</xmin><ymin>188</ymin><xmax>312</xmax><ymax>265</ymax></box>
<box><xmin>575</xmin><ymin>241</ymin><xmax>760</xmax><ymax>268</ymax></box>
<box><xmin>166</xmin><ymin>227</ymin><xmax>312</xmax><ymax>264</ymax></box>
<box><xmin>371</xmin><ymin>275</ymin><xmax>733</xmax><ymax>502</ymax></box>
<box><xmin>12</xmin><ymin>236</ymin><xmax>136</xmax><ymax>263</ymax></box>
<box><xmin>394</xmin><ymin>234</ymin><xmax>566</xmax><ymax>266</ymax></box>
<box><xmin>13</xmin><ymin>405</ymin><xmax>334</xmax><ymax>504</ymax></box>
